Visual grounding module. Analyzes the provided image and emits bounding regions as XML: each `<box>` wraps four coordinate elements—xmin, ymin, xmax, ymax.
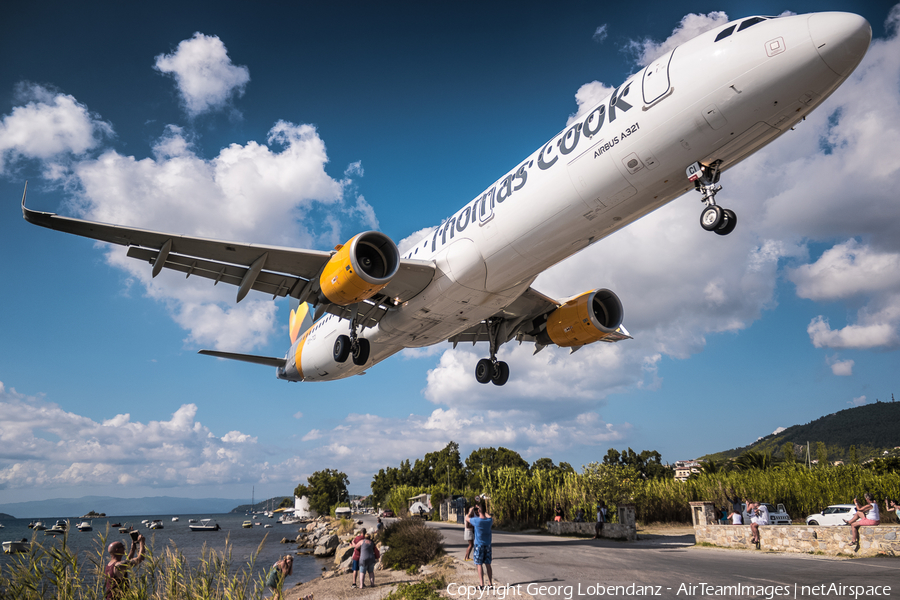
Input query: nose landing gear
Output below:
<box><xmin>688</xmin><ymin>161</ymin><xmax>737</xmax><ymax>236</ymax></box>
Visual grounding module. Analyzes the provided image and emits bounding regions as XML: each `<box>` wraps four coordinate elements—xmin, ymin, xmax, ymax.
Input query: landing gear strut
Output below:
<box><xmin>333</xmin><ymin>309</ymin><xmax>370</xmax><ymax>366</ymax></box>
<box><xmin>474</xmin><ymin>318</ymin><xmax>510</xmax><ymax>386</ymax></box>
<box><xmin>687</xmin><ymin>161</ymin><xmax>737</xmax><ymax>236</ymax></box>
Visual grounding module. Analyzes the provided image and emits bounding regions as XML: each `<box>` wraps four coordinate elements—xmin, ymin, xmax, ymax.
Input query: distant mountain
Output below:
<box><xmin>0</xmin><ymin>512</ymin><xmax>15</xmax><ymax>520</ymax></box>
<box><xmin>0</xmin><ymin>496</ymin><xmax>244</xmax><ymax>519</ymax></box>
<box><xmin>701</xmin><ymin>400</ymin><xmax>900</xmax><ymax>463</ymax></box>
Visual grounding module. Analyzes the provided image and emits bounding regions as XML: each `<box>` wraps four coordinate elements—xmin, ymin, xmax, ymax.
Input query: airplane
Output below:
<box><xmin>23</xmin><ymin>12</ymin><xmax>871</xmax><ymax>385</ymax></box>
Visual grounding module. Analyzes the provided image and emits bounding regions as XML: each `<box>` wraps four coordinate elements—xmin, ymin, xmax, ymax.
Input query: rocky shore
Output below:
<box><xmin>279</xmin><ymin>517</ymin><xmax>538</xmax><ymax>600</ymax></box>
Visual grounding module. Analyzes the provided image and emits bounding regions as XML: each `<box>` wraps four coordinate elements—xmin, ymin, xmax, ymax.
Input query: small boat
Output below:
<box><xmin>32</xmin><ymin>521</ymin><xmax>46</xmax><ymax>531</ymax></box>
<box><xmin>189</xmin><ymin>519</ymin><xmax>220</xmax><ymax>532</ymax></box>
<box><xmin>242</xmin><ymin>520</ymin><xmax>253</xmax><ymax>528</ymax></box>
<box><xmin>264</xmin><ymin>524</ymin><xmax>273</xmax><ymax>528</ymax></box>
<box><xmin>188</xmin><ymin>519</ymin><xmax>198</xmax><ymax>524</ymax></box>
<box><xmin>76</xmin><ymin>521</ymin><xmax>92</xmax><ymax>532</ymax></box>
<box><xmin>3</xmin><ymin>539</ymin><xmax>29</xmax><ymax>554</ymax></box>
<box><xmin>45</xmin><ymin>520</ymin><xmax>68</xmax><ymax>535</ymax></box>
<box><xmin>149</xmin><ymin>520</ymin><xmax>164</xmax><ymax>530</ymax></box>
<box><xmin>110</xmin><ymin>523</ymin><xmax>121</xmax><ymax>528</ymax></box>
<box><xmin>172</xmin><ymin>517</ymin><xmax>179</xmax><ymax>522</ymax></box>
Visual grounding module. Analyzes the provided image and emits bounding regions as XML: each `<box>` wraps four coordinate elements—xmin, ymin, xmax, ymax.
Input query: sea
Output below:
<box><xmin>0</xmin><ymin>512</ymin><xmax>329</xmax><ymax>589</ymax></box>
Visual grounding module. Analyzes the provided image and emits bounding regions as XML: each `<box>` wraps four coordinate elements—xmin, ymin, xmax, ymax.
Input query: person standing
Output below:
<box><xmin>593</xmin><ymin>499</ymin><xmax>607</xmax><ymax>539</ymax></box>
<box><xmin>469</xmin><ymin>501</ymin><xmax>494</xmax><ymax>589</ymax></box>
<box><xmin>463</xmin><ymin>505</ymin><xmax>476</xmax><ymax>561</ymax></box>
<box><xmin>356</xmin><ymin>533</ymin><xmax>380</xmax><ymax>588</ymax></box>
<box><xmin>104</xmin><ymin>533</ymin><xmax>146</xmax><ymax>600</ymax></box>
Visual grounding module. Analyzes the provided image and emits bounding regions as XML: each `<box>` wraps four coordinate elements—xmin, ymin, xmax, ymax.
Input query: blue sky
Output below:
<box><xmin>1</xmin><ymin>0</ymin><xmax>898</xmax><ymax>504</ymax></box>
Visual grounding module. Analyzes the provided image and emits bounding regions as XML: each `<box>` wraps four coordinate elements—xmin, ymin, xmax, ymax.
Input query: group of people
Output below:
<box><xmin>720</xmin><ymin>492</ymin><xmax>898</xmax><ymax>551</ymax></box>
<box><xmin>348</xmin><ymin>527</ymin><xmax>381</xmax><ymax>588</ymax></box>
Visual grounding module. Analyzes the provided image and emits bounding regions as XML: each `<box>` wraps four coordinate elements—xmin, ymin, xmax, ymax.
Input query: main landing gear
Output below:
<box><xmin>687</xmin><ymin>161</ymin><xmax>737</xmax><ymax>236</ymax></box>
<box><xmin>474</xmin><ymin>318</ymin><xmax>510</xmax><ymax>386</ymax></box>
<box><xmin>333</xmin><ymin>310</ymin><xmax>370</xmax><ymax>367</ymax></box>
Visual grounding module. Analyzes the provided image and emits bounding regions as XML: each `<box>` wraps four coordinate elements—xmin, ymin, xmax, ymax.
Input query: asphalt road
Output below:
<box><xmin>428</xmin><ymin>521</ymin><xmax>899</xmax><ymax>600</ymax></box>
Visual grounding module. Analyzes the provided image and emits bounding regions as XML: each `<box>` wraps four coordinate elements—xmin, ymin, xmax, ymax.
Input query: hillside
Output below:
<box><xmin>701</xmin><ymin>400</ymin><xmax>900</xmax><ymax>463</ymax></box>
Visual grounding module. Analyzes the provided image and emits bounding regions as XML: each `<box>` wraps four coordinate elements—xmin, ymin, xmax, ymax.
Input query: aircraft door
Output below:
<box><xmin>642</xmin><ymin>49</ymin><xmax>675</xmax><ymax>105</ymax></box>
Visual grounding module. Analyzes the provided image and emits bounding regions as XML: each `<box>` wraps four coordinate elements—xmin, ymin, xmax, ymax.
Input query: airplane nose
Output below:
<box><xmin>808</xmin><ymin>12</ymin><xmax>871</xmax><ymax>77</ymax></box>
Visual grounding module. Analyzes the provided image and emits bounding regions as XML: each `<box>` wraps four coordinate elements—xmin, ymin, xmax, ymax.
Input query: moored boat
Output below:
<box><xmin>3</xmin><ymin>539</ymin><xmax>29</xmax><ymax>554</ymax></box>
<box><xmin>189</xmin><ymin>519</ymin><xmax>220</xmax><ymax>532</ymax></box>
<box><xmin>149</xmin><ymin>520</ymin><xmax>164</xmax><ymax>529</ymax></box>
<box><xmin>76</xmin><ymin>521</ymin><xmax>92</xmax><ymax>532</ymax></box>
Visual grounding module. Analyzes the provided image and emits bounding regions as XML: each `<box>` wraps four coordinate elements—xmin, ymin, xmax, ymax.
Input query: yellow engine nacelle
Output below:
<box><xmin>319</xmin><ymin>231</ymin><xmax>400</xmax><ymax>305</ymax></box>
<box><xmin>538</xmin><ymin>288</ymin><xmax>624</xmax><ymax>348</ymax></box>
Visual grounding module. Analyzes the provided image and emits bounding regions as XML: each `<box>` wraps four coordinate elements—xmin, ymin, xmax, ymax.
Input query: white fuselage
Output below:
<box><xmin>288</xmin><ymin>12</ymin><xmax>870</xmax><ymax>381</ymax></box>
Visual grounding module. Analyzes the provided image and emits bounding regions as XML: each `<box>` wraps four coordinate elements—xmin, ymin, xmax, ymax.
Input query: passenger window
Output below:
<box><xmin>738</xmin><ymin>17</ymin><xmax>766</xmax><ymax>32</ymax></box>
<box><xmin>715</xmin><ymin>25</ymin><xmax>736</xmax><ymax>42</ymax></box>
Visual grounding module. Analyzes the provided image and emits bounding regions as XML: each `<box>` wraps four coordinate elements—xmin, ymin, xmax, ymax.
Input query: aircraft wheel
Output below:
<box><xmin>475</xmin><ymin>358</ymin><xmax>494</xmax><ymax>384</ymax></box>
<box><xmin>351</xmin><ymin>338</ymin><xmax>370</xmax><ymax>366</ymax></box>
<box><xmin>714</xmin><ymin>208</ymin><xmax>737</xmax><ymax>236</ymax></box>
<box><xmin>491</xmin><ymin>361</ymin><xmax>510</xmax><ymax>386</ymax></box>
<box><xmin>700</xmin><ymin>205</ymin><xmax>724</xmax><ymax>231</ymax></box>
<box><xmin>333</xmin><ymin>335</ymin><xmax>351</xmax><ymax>363</ymax></box>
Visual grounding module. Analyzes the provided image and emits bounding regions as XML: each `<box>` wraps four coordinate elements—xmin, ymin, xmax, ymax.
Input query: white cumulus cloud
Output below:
<box><xmin>154</xmin><ymin>33</ymin><xmax>250</xmax><ymax>118</ymax></box>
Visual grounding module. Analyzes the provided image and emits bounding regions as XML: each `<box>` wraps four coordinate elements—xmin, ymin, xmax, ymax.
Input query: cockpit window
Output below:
<box><xmin>738</xmin><ymin>17</ymin><xmax>766</xmax><ymax>31</ymax></box>
<box><xmin>714</xmin><ymin>25</ymin><xmax>736</xmax><ymax>42</ymax></box>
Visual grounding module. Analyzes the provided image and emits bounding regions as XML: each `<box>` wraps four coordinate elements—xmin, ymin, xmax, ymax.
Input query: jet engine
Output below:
<box><xmin>319</xmin><ymin>231</ymin><xmax>400</xmax><ymax>305</ymax></box>
<box><xmin>536</xmin><ymin>288</ymin><xmax>624</xmax><ymax>347</ymax></box>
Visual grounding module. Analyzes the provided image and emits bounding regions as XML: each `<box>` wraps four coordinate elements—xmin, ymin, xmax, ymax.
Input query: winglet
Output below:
<box><xmin>21</xmin><ymin>180</ymin><xmax>55</xmax><ymax>229</ymax></box>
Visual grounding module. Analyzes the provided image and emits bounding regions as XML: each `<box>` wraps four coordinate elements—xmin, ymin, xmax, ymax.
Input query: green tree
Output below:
<box><xmin>781</xmin><ymin>442</ymin><xmax>795</xmax><ymax>464</ymax></box>
<box><xmin>298</xmin><ymin>469</ymin><xmax>349</xmax><ymax>515</ymax></box>
<box><xmin>465</xmin><ymin>446</ymin><xmax>529</xmax><ymax>489</ymax></box>
<box><xmin>603</xmin><ymin>448</ymin><xmax>672</xmax><ymax>479</ymax></box>
<box><xmin>849</xmin><ymin>445</ymin><xmax>858</xmax><ymax>465</ymax></box>
<box><xmin>816</xmin><ymin>441</ymin><xmax>828</xmax><ymax>467</ymax></box>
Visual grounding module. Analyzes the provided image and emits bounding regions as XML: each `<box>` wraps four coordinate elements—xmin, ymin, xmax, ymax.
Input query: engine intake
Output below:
<box><xmin>537</xmin><ymin>288</ymin><xmax>624</xmax><ymax>348</ymax></box>
<box><xmin>320</xmin><ymin>231</ymin><xmax>400</xmax><ymax>305</ymax></box>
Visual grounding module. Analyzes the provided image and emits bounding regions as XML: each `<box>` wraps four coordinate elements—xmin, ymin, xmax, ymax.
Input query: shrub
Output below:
<box><xmin>382</xmin><ymin>577</ymin><xmax>446</xmax><ymax>600</ymax></box>
<box><xmin>380</xmin><ymin>518</ymin><xmax>444</xmax><ymax>570</ymax></box>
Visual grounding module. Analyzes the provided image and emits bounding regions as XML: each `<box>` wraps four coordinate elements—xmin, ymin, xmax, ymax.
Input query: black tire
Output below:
<box><xmin>352</xmin><ymin>338</ymin><xmax>370</xmax><ymax>366</ymax></box>
<box><xmin>333</xmin><ymin>335</ymin><xmax>351</xmax><ymax>363</ymax></box>
<box><xmin>491</xmin><ymin>361</ymin><xmax>510</xmax><ymax>386</ymax></box>
<box><xmin>475</xmin><ymin>358</ymin><xmax>493</xmax><ymax>384</ymax></box>
<box><xmin>808</xmin><ymin>520</ymin><xmax>818</xmax><ymax>526</ymax></box>
<box><xmin>700</xmin><ymin>205</ymin><xmax>724</xmax><ymax>231</ymax></box>
<box><xmin>715</xmin><ymin>208</ymin><xmax>737</xmax><ymax>236</ymax></box>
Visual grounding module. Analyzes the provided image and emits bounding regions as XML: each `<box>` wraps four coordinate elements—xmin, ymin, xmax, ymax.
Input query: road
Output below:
<box><xmin>426</xmin><ymin>521</ymin><xmax>898</xmax><ymax>600</ymax></box>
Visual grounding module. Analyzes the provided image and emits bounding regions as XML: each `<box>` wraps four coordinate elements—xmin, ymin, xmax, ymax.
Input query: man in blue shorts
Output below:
<box><xmin>469</xmin><ymin>500</ymin><xmax>493</xmax><ymax>589</ymax></box>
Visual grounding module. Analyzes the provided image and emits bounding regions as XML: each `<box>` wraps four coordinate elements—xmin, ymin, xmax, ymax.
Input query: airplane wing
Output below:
<box><xmin>448</xmin><ymin>286</ymin><xmax>632</xmax><ymax>352</ymax></box>
<box><xmin>22</xmin><ymin>187</ymin><xmax>434</xmax><ymax>327</ymax></box>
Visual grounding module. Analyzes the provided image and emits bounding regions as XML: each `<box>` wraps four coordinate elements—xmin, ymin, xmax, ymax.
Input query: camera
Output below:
<box><xmin>130</xmin><ymin>530</ymin><xmax>140</xmax><ymax>541</ymax></box>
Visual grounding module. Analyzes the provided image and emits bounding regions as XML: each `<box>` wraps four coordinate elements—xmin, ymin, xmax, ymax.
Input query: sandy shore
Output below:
<box><xmin>284</xmin><ymin>554</ymin><xmax>537</xmax><ymax>600</ymax></box>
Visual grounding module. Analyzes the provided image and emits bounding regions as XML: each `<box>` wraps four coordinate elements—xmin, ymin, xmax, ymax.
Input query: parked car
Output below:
<box><xmin>806</xmin><ymin>504</ymin><xmax>855</xmax><ymax>526</ymax></box>
<box><xmin>381</xmin><ymin>509</ymin><xmax>395</xmax><ymax>518</ymax></box>
<box><xmin>742</xmin><ymin>502</ymin><xmax>791</xmax><ymax>525</ymax></box>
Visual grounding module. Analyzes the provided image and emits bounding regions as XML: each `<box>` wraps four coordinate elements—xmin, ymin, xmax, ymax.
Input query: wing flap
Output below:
<box><xmin>127</xmin><ymin>247</ymin><xmax>302</xmax><ymax>299</ymax></box>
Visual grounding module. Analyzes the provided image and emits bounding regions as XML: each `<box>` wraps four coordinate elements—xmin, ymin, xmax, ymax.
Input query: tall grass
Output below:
<box><xmin>479</xmin><ymin>464</ymin><xmax>900</xmax><ymax>527</ymax></box>
<box><xmin>0</xmin><ymin>528</ymin><xmax>272</xmax><ymax>600</ymax></box>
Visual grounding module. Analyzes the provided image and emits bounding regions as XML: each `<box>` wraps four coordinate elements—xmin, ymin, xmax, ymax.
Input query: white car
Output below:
<box><xmin>806</xmin><ymin>504</ymin><xmax>855</xmax><ymax>526</ymax></box>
